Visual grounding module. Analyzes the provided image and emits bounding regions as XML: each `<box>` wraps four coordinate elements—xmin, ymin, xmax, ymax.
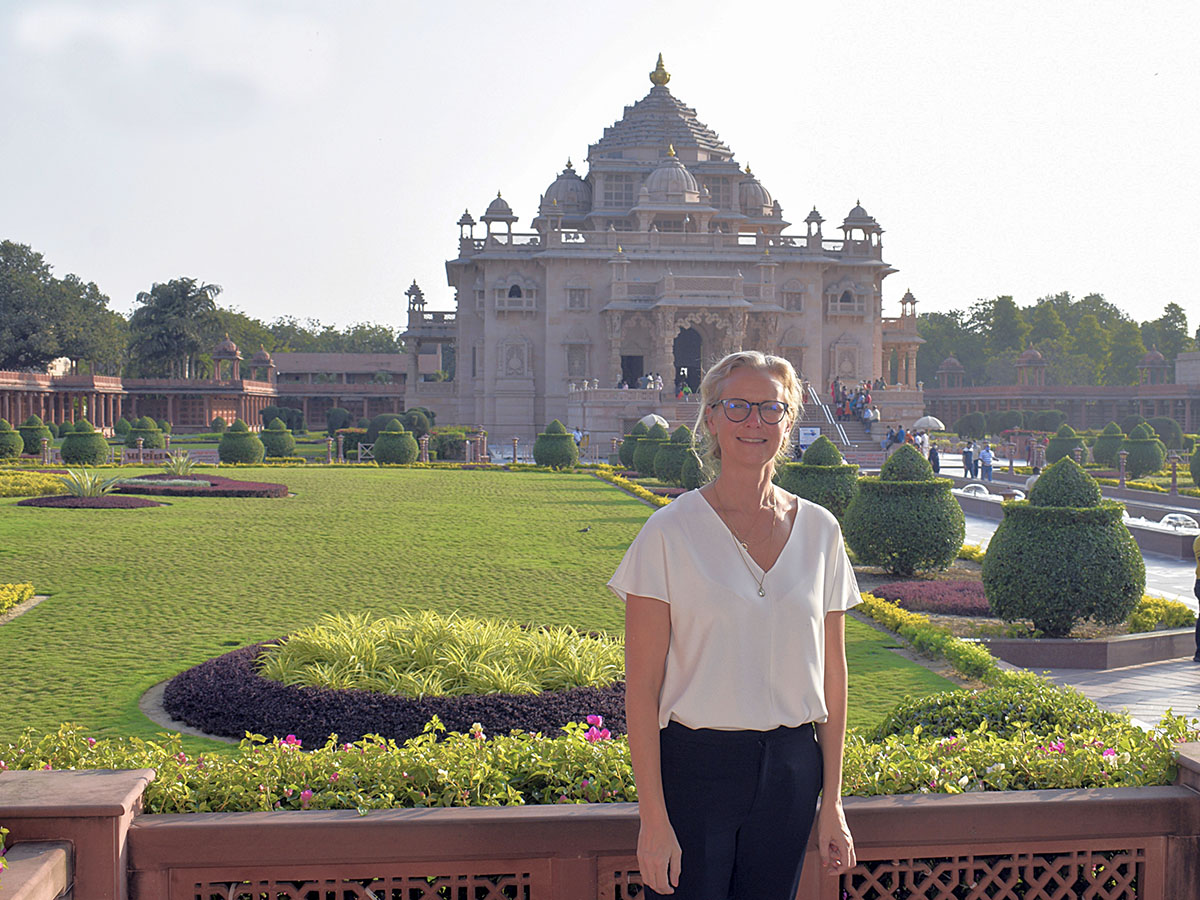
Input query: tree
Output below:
<box><xmin>1101</xmin><ymin>321</ymin><xmax>1146</xmax><ymax>386</ymax></box>
<box><xmin>987</xmin><ymin>296</ymin><xmax>1031</xmax><ymax>355</ymax></box>
<box><xmin>916</xmin><ymin>311</ymin><xmax>986</xmax><ymax>386</ymax></box>
<box><xmin>1069</xmin><ymin>314</ymin><xmax>1109</xmax><ymax>382</ymax></box>
<box><xmin>1027</xmin><ymin>302</ymin><xmax>1068</xmax><ymax>343</ymax></box>
<box><xmin>1140</xmin><ymin>302</ymin><xmax>1193</xmax><ymax>374</ymax></box>
<box><xmin>128</xmin><ymin>278</ymin><xmax>221</xmax><ymax>378</ymax></box>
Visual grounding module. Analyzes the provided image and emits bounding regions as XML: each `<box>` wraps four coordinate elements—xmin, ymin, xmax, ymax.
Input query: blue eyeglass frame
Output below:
<box><xmin>710</xmin><ymin>398</ymin><xmax>790</xmax><ymax>424</ymax></box>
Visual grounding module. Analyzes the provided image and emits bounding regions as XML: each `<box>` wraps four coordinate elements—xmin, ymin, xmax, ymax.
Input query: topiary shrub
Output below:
<box><xmin>1192</xmin><ymin>443</ymin><xmax>1200</xmax><ymax>491</ymax></box>
<box><xmin>211</xmin><ymin>416</ymin><xmax>228</xmax><ymax>433</ymax></box>
<box><xmin>125</xmin><ymin>416</ymin><xmax>165</xmax><ymax>450</ymax></box>
<box><xmin>1145</xmin><ymin>416</ymin><xmax>1184</xmax><ymax>450</ymax></box>
<box><xmin>18</xmin><ymin>415</ymin><xmax>53</xmax><ymax>456</ymax></box>
<box><xmin>843</xmin><ymin>444</ymin><xmax>964</xmax><ymax>575</ymax></box>
<box><xmin>1091</xmin><ymin>421</ymin><xmax>1125</xmax><ymax>467</ymax></box>
<box><xmin>326</xmin><ymin>407</ymin><xmax>352</xmax><ymax>436</ymax></box>
<box><xmin>653</xmin><ymin>426</ymin><xmax>693</xmax><ymax>485</ymax></box>
<box><xmin>1045</xmin><ymin>424</ymin><xmax>1084</xmax><ymax>465</ymax></box>
<box><xmin>680</xmin><ymin>448</ymin><xmax>707</xmax><ymax>490</ymax></box>
<box><xmin>114</xmin><ymin>417</ymin><xmax>132</xmax><ymax>437</ymax></box>
<box><xmin>632</xmin><ymin>423</ymin><xmax>670</xmax><ymax>476</ymax></box>
<box><xmin>1119</xmin><ymin>414</ymin><xmax>1147</xmax><ymax>436</ymax></box>
<box><xmin>260</xmin><ymin>418</ymin><xmax>296</xmax><ymax>458</ymax></box>
<box><xmin>365</xmin><ymin>413</ymin><xmax>405</xmax><ymax>444</ymax></box>
<box><xmin>1121</xmin><ymin>423</ymin><xmax>1166</xmax><ymax>479</ymax></box>
<box><xmin>401</xmin><ymin>409</ymin><xmax>432</xmax><ymax>440</ymax></box>
<box><xmin>952</xmin><ymin>411</ymin><xmax>987</xmax><ymax>440</ymax></box>
<box><xmin>532</xmin><ymin>419</ymin><xmax>578</xmax><ymax>469</ymax></box>
<box><xmin>46</xmin><ymin>421</ymin><xmax>60</xmax><ymax>439</ymax></box>
<box><xmin>219</xmin><ymin>418</ymin><xmax>266</xmax><ymax>464</ymax></box>
<box><xmin>987</xmin><ymin>409</ymin><xmax>1024</xmax><ymax>435</ymax></box>
<box><xmin>59</xmin><ymin>419</ymin><xmax>111</xmax><ymax>465</ymax></box>
<box><xmin>374</xmin><ymin>421</ymin><xmax>419</xmax><ymax>464</ymax></box>
<box><xmin>156</xmin><ymin>419</ymin><xmax>172</xmax><ymax>434</ymax></box>
<box><xmin>619</xmin><ymin>421</ymin><xmax>649</xmax><ymax>470</ymax></box>
<box><xmin>1030</xmin><ymin>409</ymin><xmax>1068</xmax><ymax>432</ymax></box>
<box><xmin>0</xmin><ymin>419</ymin><xmax>24</xmax><ymax>459</ymax></box>
<box><xmin>982</xmin><ymin>457</ymin><xmax>1144</xmax><ymax>637</ymax></box>
<box><xmin>775</xmin><ymin>435</ymin><xmax>859</xmax><ymax>521</ymax></box>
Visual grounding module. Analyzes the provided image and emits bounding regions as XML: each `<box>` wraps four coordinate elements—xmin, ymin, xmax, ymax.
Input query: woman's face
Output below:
<box><xmin>705</xmin><ymin>368</ymin><xmax>792</xmax><ymax>469</ymax></box>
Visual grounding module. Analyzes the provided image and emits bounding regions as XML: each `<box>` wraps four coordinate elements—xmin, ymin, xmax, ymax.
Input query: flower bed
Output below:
<box><xmin>17</xmin><ymin>495</ymin><xmax>164</xmax><ymax>509</ymax></box>
<box><xmin>162</xmin><ymin>643</ymin><xmax>627</xmax><ymax>746</ymax></box>
<box><xmin>872</xmin><ymin>580</ymin><xmax>990</xmax><ymax>616</ymax></box>
<box><xmin>0</xmin><ymin>584</ymin><xmax>34</xmax><ymax>616</ymax></box>
<box><xmin>114</xmin><ymin>474</ymin><xmax>287</xmax><ymax>498</ymax></box>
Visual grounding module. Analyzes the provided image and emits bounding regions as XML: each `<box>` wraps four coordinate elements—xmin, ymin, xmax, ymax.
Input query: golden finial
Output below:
<box><xmin>744</xmin><ymin>163</ymin><xmax>752</xmax><ymax>175</ymax></box>
<box><xmin>667</xmin><ymin>143</ymin><xmax>676</xmax><ymax>157</ymax></box>
<box><xmin>649</xmin><ymin>53</ymin><xmax>670</xmax><ymax>87</ymax></box>
<box><xmin>497</xmin><ymin>190</ymin><xmax>502</xmax><ymax>198</ymax></box>
<box><xmin>565</xmin><ymin>157</ymin><xmax>573</xmax><ymax>169</ymax></box>
<box><xmin>617</xmin><ymin>244</ymin><xmax>623</xmax><ymax>253</ymax></box>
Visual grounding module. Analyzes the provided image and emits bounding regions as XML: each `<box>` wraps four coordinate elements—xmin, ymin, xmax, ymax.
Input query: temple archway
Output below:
<box><xmin>674</xmin><ymin>327</ymin><xmax>702</xmax><ymax>392</ymax></box>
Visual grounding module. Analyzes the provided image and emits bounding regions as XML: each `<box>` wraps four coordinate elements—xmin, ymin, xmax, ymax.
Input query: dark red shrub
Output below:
<box><xmin>872</xmin><ymin>580</ymin><xmax>990</xmax><ymax>617</ymax></box>
<box><xmin>18</xmin><ymin>495</ymin><xmax>163</xmax><ymax>509</ymax></box>
<box><xmin>115</xmin><ymin>474</ymin><xmax>287</xmax><ymax>498</ymax></box>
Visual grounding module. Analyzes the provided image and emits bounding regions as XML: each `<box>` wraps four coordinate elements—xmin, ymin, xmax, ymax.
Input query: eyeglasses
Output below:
<box><xmin>711</xmin><ymin>398</ymin><xmax>790</xmax><ymax>425</ymax></box>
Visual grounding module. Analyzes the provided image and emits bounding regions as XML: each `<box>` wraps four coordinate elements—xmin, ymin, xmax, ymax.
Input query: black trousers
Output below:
<box><xmin>645</xmin><ymin>721</ymin><xmax>823</xmax><ymax>900</ymax></box>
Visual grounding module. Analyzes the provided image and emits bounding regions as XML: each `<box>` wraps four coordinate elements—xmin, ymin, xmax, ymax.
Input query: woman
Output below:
<box><xmin>609</xmin><ymin>350</ymin><xmax>858</xmax><ymax>899</ymax></box>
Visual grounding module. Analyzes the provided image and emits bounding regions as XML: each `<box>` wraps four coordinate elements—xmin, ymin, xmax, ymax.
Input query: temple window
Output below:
<box><xmin>567</xmin><ymin>288</ymin><xmax>589</xmax><ymax>310</ymax></box>
<box><xmin>603</xmin><ymin>174</ymin><xmax>636</xmax><ymax>208</ymax></box>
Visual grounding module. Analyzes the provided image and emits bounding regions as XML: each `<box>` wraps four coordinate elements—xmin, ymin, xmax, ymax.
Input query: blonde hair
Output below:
<box><xmin>691</xmin><ymin>350</ymin><xmax>802</xmax><ymax>471</ymax></box>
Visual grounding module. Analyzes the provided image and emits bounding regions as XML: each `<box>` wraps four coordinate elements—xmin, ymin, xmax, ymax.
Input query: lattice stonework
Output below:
<box><xmin>597</xmin><ymin>856</ymin><xmax>645</xmax><ymax>900</ymax></box>
<box><xmin>192</xmin><ymin>871</ymin><xmax>535</xmax><ymax>900</ymax></box>
<box><xmin>842</xmin><ymin>848</ymin><xmax>1147</xmax><ymax>900</ymax></box>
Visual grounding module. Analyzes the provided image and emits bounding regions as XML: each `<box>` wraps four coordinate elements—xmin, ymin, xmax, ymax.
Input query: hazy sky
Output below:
<box><xmin>2</xmin><ymin>0</ymin><xmax>1197</xmax><ymax>330</ymax></box>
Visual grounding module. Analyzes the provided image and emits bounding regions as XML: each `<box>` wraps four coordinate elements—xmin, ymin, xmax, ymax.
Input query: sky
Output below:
<box><xmin>2</xmin><ymin>0</ymin><xmax>1198</xmax><ymax>331</ymax></box>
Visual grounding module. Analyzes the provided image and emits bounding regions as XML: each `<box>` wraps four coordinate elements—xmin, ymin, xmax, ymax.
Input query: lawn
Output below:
<box><xmin>0</xmin><ymin>467</ymin><xmax>953</xmax><ymax>749</ymax></box>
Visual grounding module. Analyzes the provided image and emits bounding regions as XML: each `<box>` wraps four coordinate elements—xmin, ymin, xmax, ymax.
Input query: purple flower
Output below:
<box><xmin>1102</xmin><ymin>748</ymin><xmax>1116</xmax><ymax>757</ymax></box>
<box><xmin>329</xmin><ymin>772</ymin><xmax>340</xmax><ymax>782</ymax></box>
<box><xmin>300</xmin><ymin>789</ymin><xmax>313</xmax><ymax>808</ymax></box>
<box><xmin>585</xmin><ymin>726</ymin><xmax>611</xmax><ymax>743</ymax></box>
<box><xmin>586</xmin><ymin>715</ymin><xmax>604</xmax><ymax>727</ymax></box>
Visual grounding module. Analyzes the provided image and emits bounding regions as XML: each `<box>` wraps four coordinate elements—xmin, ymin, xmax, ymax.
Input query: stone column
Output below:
<box><xmin>607</xmin><ymin>313</ymin><xmax>623</xmax><ymax>386</ymax></box>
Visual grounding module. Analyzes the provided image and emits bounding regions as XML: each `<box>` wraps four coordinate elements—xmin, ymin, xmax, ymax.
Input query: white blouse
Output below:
<box><xmin>608</xmin><ymin>489</ymin><xmax>860</xmax><ymax>731</ymax></box>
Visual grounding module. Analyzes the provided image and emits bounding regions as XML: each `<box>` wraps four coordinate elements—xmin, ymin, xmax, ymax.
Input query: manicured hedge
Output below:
<box><xmin>219</xmin><ymin>419</ymin><xmax>265</xmax><ymax>465</ymax></box>
<box><xmin>18</xmin><ymin>416</ymin><xmax>52</xmax><ymax>455</ymax></box>
<box><xmin>59</xmin><ymin>419</ymin><xmax>111</xmax><ymax>465</ymax></box>
<box><xmin>1091</xmin><ymin>422</ymin><xmax>1125</xmax><ymax>467</ymax></box>
<box><xmin>114</xmin><ymin>474</ymin><xmax>287</xmax><ymax>498</ymax></box>
<box><xmin>125</xmin><ymin>416</ymin><xmax>165</xmax><ymax>450</ymax></box>
<box><xmin>1121</xmin><ymin>423</ymin><xmax>1166</xmax><ymax>479</ymax></box>
<box><xmin>18</xmin><ymin>495</ymin><xmax>164</xmax><ymax>509</ymax></box>
<box><xmin>631</xmin><ymin>423</ymin><xmax>669</xmax><ymax>476</ymax></box>
<box><xmin>775</xmin><ymin>435</ymin><xmax>858</xmax><ymax>521</ymax></box>
<box><xmin>260</xmin><ymin>418</ymin><xmax>296</xmax><ymax>459</ymax></box>
<box><xmin>532</xmin><ymin>420</ymin><xmax>578</xmax><ymax>469</ymax></box>
<box><xmin>618</xmin><ymin>421</ymin><xmax>648</xmax><ymax>469</ymax></box>
<box><xmin>374</xmin><ymin>423</ymin><xmax>419</xmax><ymax>464</ymax></box>
<box><xmin>652</xmin><ymin>426</ymin><xmax>692</xmax><ymax>486</ymax></box>
<box><xmin>1045</xmin><ymin>424</ymin><xmax>1083</xmax><ymax>465</ymax></box>
<box><xmin>0</xmin><ymin>420</ymin><xmax>24</xmax><ymax>460</ymax></box>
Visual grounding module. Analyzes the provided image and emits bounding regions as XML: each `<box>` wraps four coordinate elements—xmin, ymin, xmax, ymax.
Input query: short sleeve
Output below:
<box><xmin>607</xmin><ymin>512</ymin><xmax>671</xmax><ymax>604</ymax></box>
<box><xmin>823</xmin><ymin>525</ymin><xmax>861</xmax><ymax>614</ymax></box>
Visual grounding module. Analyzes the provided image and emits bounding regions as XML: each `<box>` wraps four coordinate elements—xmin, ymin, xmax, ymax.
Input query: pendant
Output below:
<box><xmin>757</xmin><ymin>587</ymin><xmax>765</xmax><ymax>597</ymax></box>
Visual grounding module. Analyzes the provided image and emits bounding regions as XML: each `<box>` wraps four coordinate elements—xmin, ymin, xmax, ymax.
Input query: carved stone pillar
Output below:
<box><xmin>651</xmin><ymin>308</ymin><xmax>675</xmax><ymax>382</ymax></box>
<box><xmin>607</xmin><ymin>312</ymin><xmax>623</xmax><ymax>386</ymax></box>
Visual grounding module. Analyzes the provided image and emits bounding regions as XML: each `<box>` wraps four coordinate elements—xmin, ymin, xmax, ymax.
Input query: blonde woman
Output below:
<box><xmin>609</xmin><ymin>350</ymin><xmax>858</xmax><ymax>898</ymax></box>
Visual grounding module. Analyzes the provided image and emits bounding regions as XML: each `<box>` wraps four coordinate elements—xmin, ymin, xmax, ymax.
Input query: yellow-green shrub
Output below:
<box><xmin>1127</xmin><ymin>595</ymin><xmax>1197</xmax><ymax>633</ymax></box>
<box><xmin>0</xmin><ymin>583</ymin><xmax>34</xmax><ymax>615</ymax></box>
<box><xmin>0</xmin><ymin>470</ymin><xmax>67</xmax><ymax>498</ymax></box>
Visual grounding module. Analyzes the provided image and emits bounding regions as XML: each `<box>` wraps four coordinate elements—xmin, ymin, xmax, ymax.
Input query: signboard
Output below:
<box><xmin>795</xmin><ymin>426</ymin><xmax>822</xmax><ymax>448</ymax></box>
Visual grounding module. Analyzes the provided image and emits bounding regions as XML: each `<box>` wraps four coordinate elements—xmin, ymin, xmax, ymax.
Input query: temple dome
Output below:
<box><xmin>213</xmin><ymin>335</ymin><xmax>241</xmax><ymax>359</ymax></box>
<box><xmin>842</xmin><ymin>201</ymin><xmax>879</xmax><ymax>231</ymax></box>
<box><xmin>738</xmin><ymin>166</ymin><xmax>773</xmax><ymax>216</ymax></box>
<box><xmin>937</xmin><ymin>356</ymin><xmax>965</xmax><ymax>373</ymax></box>
<box><xmin>481</xmin><ymin>192</ymin><xmax>517</xmax><ymax>224</ymax></box>
<box><xmin>540</xmin><ymin>161</ymin><xmax>592</xmax><ymax>216</ymax></box>
<box><xmin>1017</xmin><ymin>347</ymin><xmax>1044</xmax><ymax>363</ymax></box>
<box><xmin>251</xmin><ymin>346</ymin><xmax>273</xmax><ymax>365</ymax></box>
<box><xmin>645</xmin><ymin>148</ymin><xmax>699</xmax><ymax>203</ymax></box>
<box><xmin>1140</xmin><ymin>347</ymin><xmax>1166</xmax><ymax>364</ymax></box>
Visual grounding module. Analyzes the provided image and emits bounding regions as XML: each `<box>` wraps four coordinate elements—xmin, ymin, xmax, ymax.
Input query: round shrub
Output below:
<box><xmin>210</xmin><ymin>416</ymin><xmax>228</xmax><ymax>433</ymax></box>
<box><xmin>775</xmin><ymin>435</ymin><xmax>859</xmax><ymax>521</ymax></box>
<box><xmin>18</xmin><ymin>415</ymin><xmax>53</xmax><ymax>455</ymax></box>
<box><xmin>1145</xmin><ymin>416</ymin><xmax>1184</xmax><ymax>450</ymax></box>
<box><xmin>125</xmin><ymin>416</ymin><xmax>165</xmax><ymax>450</ymax></box>
<box><xmin>1119</xmin><ymin>414</ymin><xmax>1147</xmax><ymax>435</ymax></box>
<box><xmin>952</xmin><ymin>411</ymin><xmax>986</xmax><ymax>439</ymax></box>
<box><xmin>45</xmin><ymin>421</ymin><xmax>60</xmax><ymax>439</ymax></box>
<box><xmin>326</xmin><ymin>407</ymin><xmax>352</xmax><ymax>436</ymax></box>
<box><xmin>1091</xmin><ymin>421</ymin><xmax>1125</xmax><ymax>467</ymax></box>
<box><xmin>114</xmin><ymin>417</ymin><xmax>132</xmax><ymax>437</ymax></box>
<box><xmin>260</xmin><ymin>418</ymin><xmax>296</xmax><ymax>458</ymax></box>
<box><xmin>982</xmin><ymin>457</ymin><xmax>1144</xmax><ymax>637</ymax></box>
<box><xmin>366</xmin><ymin>414</ymin><xmax>404</xmax><ymax>444</ymax></box>
<box><xmin>0</xmin><ymin>419</ymin><xmax>24</xmax><ymax>459</ymax></box>
<box><xmin>842</xmin><ymin>444</ymin><xmax>964</xmax><ymax>575</ymax></box>
<box><xmin>987</xmin><ymin>409</ymin><xmax>1024</xmax><ymax>435</ymax></box>
<box><xmin>156</xmin><ymin>419</ymin><xmax>172</xmax><ymax>434</ymax></box>
<box><xmin>1045</xmin><ymin>424</ymin><xmax>1084</xmax><ymax>465</ymax></box>
<box><xmin>1030</xmin><ymin>409</ymin><xmax>1067</xmax><ymax>432</ymax></box>
<box><xmin>680</xmin><ymin>448</ymin><xmax>707</xmax><ymax>490</ymax></box>
<box><xmin>872</xmin><ymin>680</ymin><xmax>1121</xmax><ymax>741</ymax></box>
<box><xmin>1121</xmin><ymin>423</ymin><xmax>1166</xmax><ymax>479</ymax></box>
<box><xmin>374</xmin><ymin>422</ymin><xmax>419</xmax><ymax>464</ymax></box>
<box><xmin>59</xmin><ymin>419</ymin><xmax>111</xmax><ymax>465</ymax></box>
<box><xmin>401</xmin><ymin>409</ymin><xmax>432</xmax><ymax>439</ymax></box>
<box><xmin>219</xmin><ymin>419</ymin><xmax>266</xmax><ymax>464</ymax></box>
<box><xmin>653</xmin><ymin>426</ymin><xmax>693</xmax><ymax>485</ymax></box>
<box><xmin>632</xmin><ymin>422</ymin><xmax>670</xmax><ymax>475</ymax></box>
<box><xmin>532</xmin><ymin>419</ymin><xmax>578</xmax><ymax>469</ymax></box>
<box><xmin>619</xmin><ymin>421</ymin><xmax>649</xmax><ymax>470</ymax></box>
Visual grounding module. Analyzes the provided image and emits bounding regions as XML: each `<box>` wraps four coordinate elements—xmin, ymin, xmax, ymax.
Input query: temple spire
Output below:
<box><xmin>649</xmin><ymin>53</ymin><xmax>670</xmax><ymax>87</ymax></box>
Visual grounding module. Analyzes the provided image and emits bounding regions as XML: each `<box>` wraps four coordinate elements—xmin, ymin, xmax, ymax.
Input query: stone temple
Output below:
<box><xmin>406</xmin><ymin>55</ymin><xmax>923</xmax><ymax>446</ymax></box>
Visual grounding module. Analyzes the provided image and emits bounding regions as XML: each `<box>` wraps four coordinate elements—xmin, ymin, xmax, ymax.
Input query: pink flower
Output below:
<box><xmin>300</xmin><ymin>789</ymin><xmax>313</xmax><ymax>808</ymax></box>
<box><xmin>42</xmin><ymin>763</ymin><xmax>52</xmax><ymax>770</ymax></box>
<box><xmin>584</xmin><ymin>726</ymin><xmax>611</xmax><ymax>743</ymax></box>
<box><xmin>1102</xmin><ymin>748</ymin><xmax>1116</xmax><ymax>757</ymax></box>
<box><xmin>586</xmin><ymin>715</ymin><xmax>604</xmax><ymax>727</ymax></box>
<box><xmin>281</xmin><ymin>734</ymin><xmax>302</xmax><ymax>748</ymax></box>
<box><xmin>1048</xmin><ymin>740</ymin><xmax>1065</xmax><ymax>753</ymax></box>
<box><xmin>86</xmin><ymin>737</ymin><xmax>96</xmax><ymax>747</ymax></box>
<box><xmin>283</xmin><ymin>788</ymin><xmax>293</xmax><ymax>797</ymax></box>
<box><xmin>329</xmin><ymin>772</ymin><xmax>340</xmax><ymax>782</ymax></box>
<box><xmin>580</xmin><ymin>779</ymin><xmax>590</xmax><ymax>788</ymax></box>
<box><xmin>175</xmin><ymin>752</ymin><xmax>187</xmax><ymax>763</ymax></box>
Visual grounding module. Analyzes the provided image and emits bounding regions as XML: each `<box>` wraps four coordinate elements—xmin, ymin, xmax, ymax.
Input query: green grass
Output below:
<box><xmin>0</xmin><ymin>467</ymin><xmax>954</xmax><ymax>750</ymax></box>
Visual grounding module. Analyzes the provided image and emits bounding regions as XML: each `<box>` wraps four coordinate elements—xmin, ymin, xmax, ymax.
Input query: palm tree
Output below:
<box><xmin>128</xmin><ymin>279</ymin><xmax>221</xmax><ymax>378</ymax></box>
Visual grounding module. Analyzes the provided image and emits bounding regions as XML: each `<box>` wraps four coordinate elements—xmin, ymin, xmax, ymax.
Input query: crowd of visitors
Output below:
<box><xmin>829</xmin><ymin>378</ymin><xmax>883</xmax><ymax>435</ymax></box>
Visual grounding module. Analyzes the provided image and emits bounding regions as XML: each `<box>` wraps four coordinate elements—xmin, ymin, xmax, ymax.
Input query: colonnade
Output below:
<box><xmin>0</xmin><ymin>390</ymin><xmax>124</xmax><ymax>432</ymax></box>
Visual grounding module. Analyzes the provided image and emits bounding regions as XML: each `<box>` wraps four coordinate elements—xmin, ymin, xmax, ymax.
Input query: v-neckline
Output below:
<box><xmin>695</xmin><ymin>488</ymin><xmax>799</xmax><ymax>577</ymax></box>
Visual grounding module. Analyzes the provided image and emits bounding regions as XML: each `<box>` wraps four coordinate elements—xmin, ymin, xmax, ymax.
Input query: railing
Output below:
<box><xmin>458</xmin><ymin>229</ymin><xmax>865</xmax><ymax>257</ymax></box>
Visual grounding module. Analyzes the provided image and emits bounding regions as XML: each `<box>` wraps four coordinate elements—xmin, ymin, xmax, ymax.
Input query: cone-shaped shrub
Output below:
<box><xmin>680</xmin><ymin>448</ymin><xmax>708</xmax><ymax>489</ymax></box>
<box><xmin>374</xmin><ymin>421</ymin><xmax>419</xmax><ymax>464</ymax></box>
<box><xmin>218</xmin><ymin>418</ymin><xmax>265</xmax><ymax>464</ymax></box>
<box><xmin>114</xmin><ymin>417</ymin><xmax>132</xmax><ymax>436</ymax></box>
<box><xmin>1045</xmin><ymin>424</ymin><xmax>1084</xmax><ymax>465</ymax></box>
<box><xmin>125</xmin><ymin>416</ymin><xmax>165</xmax><ymax>450</ymax></box>
<box><xmin>633</xmin><ymin>422</ymin><xmax>670</xmax><ymax>475</ymax></box>
<box><xmin>653</xmin><ymin>425</ymin><xmax>693</xmax><ymax>485</ymax></box>
<box><xmin>60</xmin><ymin>419</ymin><xmax>110</xmax><ymax>465</ymax></box>
<box><xmin>843</xmin><ymin>443</ymin><xmax>964</xmax><ymax>575</ymax></box>
<box><xmin>1119</xmin><ymin>414</ymin><xmax>1147</xmax><ymax>436</ymax></box>
<box><xmin>1145</xmin><ymin>416</ymin><xmax>1184</xmax><ymax>450</ymax></box>
<box><xmin>401</xmin><ymin>409</ymin><xmax>432</xmax><ymax>439</ymax></box>
<box><xmin>260</xmin><ymin>417</ymin><xmax>296</xmax><ymax>458</ymax></box>
<box><xmin>0</xmin><ymin>419</ymin><xmax>23</xmax><ymax>459</ymax></box>
<box><xmin>532</xmin><ymin>419</ymin><xmax>578</xmax><ymax>469</ymax></box>
<box><xmin>983</xmin><ymin>457</ymin><xmax>1144</xmax><ymax>637</ymax></box>
<box><xmin>1121</xmin><ymin>423</ymin><xmax>1166</xmax><ymax>479</ymax></box>
<box><xmin>775</xmin><ymin>435</ymin><xmax>859</xmax><ymax>521</ymax></box>
<box><xmin>211</xmin><ymin>416</ymin><xmax>228</xmax><ymax>433</ymax></box>
<box><xmin>1091</xmin><ymin>422</ymin><xmax>1125</xmax><ymax>467</ymax></box>
<box><xmin>619</xmin><ymin>421</ymin><xmax>649</xmax><ymax>469</ymax></box>
<box><xmin>18</xmin><ymin>415</ymin><xmax>53</xmax><ymax>456</ymax></box>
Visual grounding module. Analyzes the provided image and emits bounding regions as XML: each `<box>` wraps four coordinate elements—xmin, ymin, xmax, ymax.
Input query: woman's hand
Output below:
<box><xmin>817</xmin><ymin>800</ymin><xmax>856</xmax><ymax>876</ymax></box>
<box><xmin>637</xmin><ymin>816</ymin><xmax>682</xmax><ymax>894</ymax></box>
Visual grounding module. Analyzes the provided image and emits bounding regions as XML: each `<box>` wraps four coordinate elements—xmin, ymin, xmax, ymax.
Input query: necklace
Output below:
<box><xmin>710</xmin><ymin>486</ymin><xmax>778</xmax><ymax>598</ymax></box>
